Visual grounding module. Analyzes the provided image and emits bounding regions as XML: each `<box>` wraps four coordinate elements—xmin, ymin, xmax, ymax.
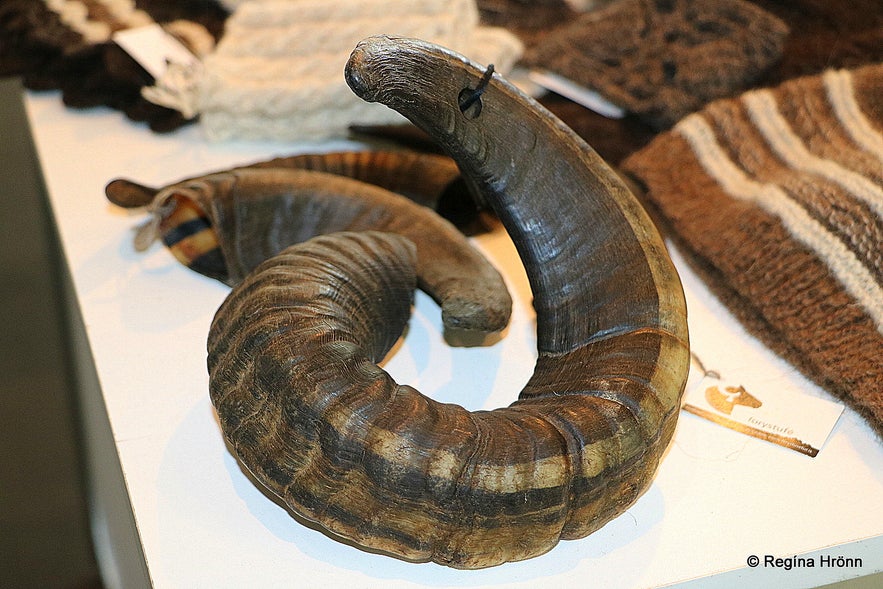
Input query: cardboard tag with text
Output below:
<box><xmin>528</xmin><ymin>70</ymin><xmax>625</xmax><ymax>119</ymax></box>
<box><xmin>113</xmin><ymin>24</ymin><xmax>198</xmax><ymax>80</ymax></box>
<box><xmin>683</xmin><ymin>373</ymin><xmax>843</xmax><ymax>457</ymax></box>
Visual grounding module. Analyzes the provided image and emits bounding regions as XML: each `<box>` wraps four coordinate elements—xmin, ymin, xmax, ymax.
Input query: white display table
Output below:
<box><xmin>25</xmin><ymin>90</ymin><xmax>883</xmax><ymax>589</ymax></box>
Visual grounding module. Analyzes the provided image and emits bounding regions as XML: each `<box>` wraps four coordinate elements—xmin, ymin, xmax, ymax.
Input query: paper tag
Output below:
<box><xmin>683</xmin><ymin>374</ymin><xmax>843</xmax><ymax>457</ymax></box>
<box><xmin>528</xmin><ymin>69</ymin><xmax>625</xmax><ymax>119</ymax></box>
<box><xmin>113</xmin><ymin>24</ymin><xmax>198</xmax><ymax>80</ymax></box>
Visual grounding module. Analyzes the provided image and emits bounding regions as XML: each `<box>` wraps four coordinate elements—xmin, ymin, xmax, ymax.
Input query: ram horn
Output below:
<box><xmin>207</xmin><ymin>36</ymin><xmax>689</xmax><ymax>569</ymax></box>
<box><xmin>252</xmin><ymin>151</ymin><xmax>484</xmax><ymax>233</ymax></box>
<box><xmin>105</xmin><ymin>149</ymin><xmax>482</xmax><ymax>231</ymax></box>
<box><xmin>121</xmin><ymin>167</ymin><xmax>511</xmax><ymax>333</ymax></box>
<box><xmin>249</xmin><ymin>151</ymin><xmax>464</xmax><ymax>210</ymax></box>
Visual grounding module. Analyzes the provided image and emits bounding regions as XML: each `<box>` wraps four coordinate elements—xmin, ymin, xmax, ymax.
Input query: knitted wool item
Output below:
<box><xmin>197</xmin><ymin>0</ymin><xmax>523</xmax><ymax>142</ymax></box>
<box><xmin>216</xmin><ymin>0</ymin><xmax>252</xmax><ymax>10</ymax></box>
<box><xmin>0</xmin><ymin>0</ymin><xmax>229</xmax><ymax>133</ymax></box>
<box><xmin>0</xmin><ymin>0</ymin><xmax>152</xmax><ymax>88</ymax></box>
<box><xmin>0</xmin><ymin>1</ymin><xmax>74</xmax><ymax>78</ymax></box>
<box><xmin>622</xmin><ymin>64</ymin><xmax>883</xmax><ymax>439</ymax></box>
<box><xmin>752</xmin><ymin>0</ymin><xmax>883</xmax><ymax>86</ymax></box>
<box><xmin>475</xmin><ymin>0</ymin><xmax>577</xmax><ymax>49</ymax></box>
<box><xmin>523</xmin><ymin>0</ymin><xmax>789</xmax><ymax>129</ymax></box>
<box><xmin>519</xmin><ymin>1</ymin><xmax>883</xmax><ymax>167</ymax></box>
<box><xmin>537</xmin><ymin>95</ymin><xmax>656</xmax><ymax>165</ymax></box>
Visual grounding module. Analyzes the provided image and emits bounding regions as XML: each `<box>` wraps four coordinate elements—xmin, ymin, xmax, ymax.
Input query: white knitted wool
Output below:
<box><xmin>197</xmin><ymin>0</ymin><xmax>523</xmax><ymax>141</ymax></box>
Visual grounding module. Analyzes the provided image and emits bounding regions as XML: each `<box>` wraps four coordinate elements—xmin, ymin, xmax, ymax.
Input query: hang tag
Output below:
<box><xmin>683</xmin><ymin>373</ymin><xmax>843</xmax><ymax>457</ymax></box>
<box><xmin>528</xmin><ymin>69</ymin><xmax>625</xmax><ymax>119</ymax></box>
<box><xmin>133</xmin><ymin>214</ymin><xmax>162</xmax><ymax>252</ymax></box>
<box><xmin>113</xmin><ymin>24</ymin><xmax>198</xmax><ymax>80</ymax></box>
<box><xmin>132</xmin><ymin>197</ymin><xmax>177</xmax><ymax>252</ymax></box>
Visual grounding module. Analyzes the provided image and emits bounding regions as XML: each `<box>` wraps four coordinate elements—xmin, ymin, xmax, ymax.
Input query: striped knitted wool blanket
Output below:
<box><xmin>622</xmin><ymin>63</ymin><xmax>883</xmax><ymax>439</ymax></box>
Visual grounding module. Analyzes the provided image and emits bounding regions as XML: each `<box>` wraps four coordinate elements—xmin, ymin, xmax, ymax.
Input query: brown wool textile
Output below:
<box><xmin>519</xmin><ymin>0</ymin><xmax>883</xmax><ymax>167</ymax></box>
<box><xmin>524</xmin><ymin>0</ymin><xmax>789</xmax><ymax>130</ymax></box>
<box><xmin>622</xmin><ymin>64</ymin><xmax>883</xmax><ymax>439</ymax></box>
<box><xmin>476</xmin><ymin>0</ymin><xmax>578</xmax><ymax>49</ymax></box>
<box><xmin>751</xmin><ymin>0</ymin><xmax>883</xmax><ymax>86</ymax></box>
<box><xmin>537</xmin><ymin>96</ymin><xmax>658</xmax><ymax>166</ymax></box>
<box><xmin>0</xmin><ymin>0</ymin><xmax>229</xmax><ymax>133</ymax></box>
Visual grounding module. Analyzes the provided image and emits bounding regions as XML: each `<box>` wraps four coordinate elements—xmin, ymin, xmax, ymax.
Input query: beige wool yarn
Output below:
<box><xmin>195</xmin><ymin>0</ymin><xmax>523</xmax><ymax>141</ymax></box>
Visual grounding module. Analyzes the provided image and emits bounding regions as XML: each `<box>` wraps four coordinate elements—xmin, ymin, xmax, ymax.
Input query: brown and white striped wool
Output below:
<box><xmin>622</xmin><ymin>63</ymin><xmax>883</xmax><ymax>438</ymax></box>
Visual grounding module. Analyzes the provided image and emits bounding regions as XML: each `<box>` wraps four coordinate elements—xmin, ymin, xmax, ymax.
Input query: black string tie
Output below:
<box><xmin>458</xmin><ymin>63</ymin><xmax>495</xmax><ymax>118</ymax></box>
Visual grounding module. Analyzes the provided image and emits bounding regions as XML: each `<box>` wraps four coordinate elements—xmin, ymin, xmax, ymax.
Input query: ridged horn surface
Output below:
<box><xmin>148</xmin><ymin>168</ymin><xmax>511</xmax><ymax>332</ymax></box>
<box><xmin>105</xmin><ymin>150</ymin><xmax>475</xmax><ymax>226</ymax></box>
<box><xmin>346</xmin><ymin>36</ymin><xmax>687</xmax><ymax>355</ymax></box>
<box><xmin>207</xmin><ymin>36</ymin><xmax>689</xmax><ymax>569</ymax></box>
<box><xmin>248</xmin><ymin>150</ymin><xmax>463</xmax><ymax>209</ymax></box>
<box><xmin>248</xmin><ymin>151</ymin><xmax>483</xmax><ymax>233</ymax></box>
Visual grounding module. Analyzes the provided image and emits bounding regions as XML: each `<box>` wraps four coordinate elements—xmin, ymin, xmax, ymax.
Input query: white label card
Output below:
<box><xmin>682</xmin><ymin>373</ymin><xmax>844</xmax><ymax>457</ymax></box>
<box><xmin>113</xmin><ymin>24</ymin><xmax>198</xmax><ymax>80</ymax></box>
<box><xmin>528</xmin><ymin>69</ymin><xmax>626</xmax><ymax>119</ymax></box>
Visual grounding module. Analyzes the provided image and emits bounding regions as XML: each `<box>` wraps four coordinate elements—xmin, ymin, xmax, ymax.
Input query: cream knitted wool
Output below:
<box><xmin>622</xmin><ymin>64</ymin><xmax>883</xmax><ymax>438</ymax></box>
<box><xmin>196</xmin><ymin>0</ymin><xmax>523</xmax><ymax>141</ymax></box>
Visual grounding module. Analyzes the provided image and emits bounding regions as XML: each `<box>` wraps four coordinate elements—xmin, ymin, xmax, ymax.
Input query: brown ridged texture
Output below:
<box><xmin>208</xmin><ymin>36</ymin><xmax>689</xmax><ymax>568</ymax></box>
<box><xmin>246</xmin><ymin>151</ymin><xmax>462</xmax><ymax>209</ymax></box>
<box><xmin>346</xmin><ymin>36</ymin><xmax>688</xmax><ymax>353</ymax></box>
<box><xmin>245</xmin><ymin>151</ymin><xmax>484</xmax><ymax>233</ymax></box>
<box><xmin>122</xmin><ymin>168</ymin><xmax>510</xmax><ymax>333</ymax></box>
<box><xmin>105</xmin><ymin>149</ymin><xmax>482</xmax><ymax>231</ymax></box>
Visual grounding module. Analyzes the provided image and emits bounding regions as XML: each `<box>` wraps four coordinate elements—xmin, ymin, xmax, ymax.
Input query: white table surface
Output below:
<box><xmin>25</xmin><ymin>90</ymin><xmax>883</xmax><ymax>589</ymax></box>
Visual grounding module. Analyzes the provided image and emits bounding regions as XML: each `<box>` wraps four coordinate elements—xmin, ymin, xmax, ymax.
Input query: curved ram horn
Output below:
<box><xmin>127</xmin><ymin>168</ymin><xmax>511</xmax><ymax>333</ymax></box>
<box><xmin>247</xmin><ymin>151</ymin><xmax>462</xmax><ymax>209</ymax></box>
<box><xmin>207</xmin><ymin>36</ymin><xmax>689</xmax><ymax>568</ymax></box>
<box><xmin>105</xmin><ymin>149</ymin><xmax>481</xmax><ymax>232</ymax></box>
<box><xmin>250</xmin><ymin>151</ymin><xmax>485</xmax><ymax>234</ymax></box>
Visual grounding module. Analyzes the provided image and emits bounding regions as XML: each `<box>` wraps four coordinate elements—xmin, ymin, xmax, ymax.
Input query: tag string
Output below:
<box><xmin>689</xmin><ymin>351</ymin><xmax>721</xmax><ymax>380</ymax></box>
<box><xmin>458</xmin><ymin>63</ymin><xmax>495</xmax><ymax>113</ymax></box>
